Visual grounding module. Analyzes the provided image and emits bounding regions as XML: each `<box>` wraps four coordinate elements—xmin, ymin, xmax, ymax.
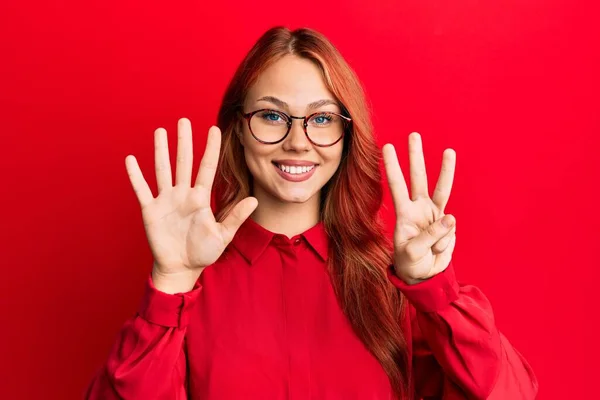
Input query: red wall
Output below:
<box><xmin>1</xmin><ymin>1</ymin><xmax>598</xmax><ymax>399</ymax></box>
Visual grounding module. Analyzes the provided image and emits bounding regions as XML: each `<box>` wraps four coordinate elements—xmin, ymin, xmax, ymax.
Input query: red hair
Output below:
<box><xmin>214</xmin><ymin>27</ymin><xmax>409</xmax><ymax>398</ymax></box>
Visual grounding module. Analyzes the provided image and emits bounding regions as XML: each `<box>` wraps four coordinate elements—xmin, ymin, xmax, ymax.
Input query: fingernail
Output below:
<box><xmin>442</xmin><ymin>215</ymin><xmax>454</xmax><ymax>228</ymax></box>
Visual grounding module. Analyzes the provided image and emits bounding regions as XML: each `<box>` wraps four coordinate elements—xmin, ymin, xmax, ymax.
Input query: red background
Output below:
<box><xmin>1</xmin><ymin>1</ymin><xmax>598</xmax><ymax>399</ymax></box>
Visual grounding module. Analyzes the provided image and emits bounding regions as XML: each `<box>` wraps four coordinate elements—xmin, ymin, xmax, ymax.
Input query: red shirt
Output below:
<box><xmin>86</xmin><ymin>217</ymin><xmax>538</xmax><ymax>399</ymax></box>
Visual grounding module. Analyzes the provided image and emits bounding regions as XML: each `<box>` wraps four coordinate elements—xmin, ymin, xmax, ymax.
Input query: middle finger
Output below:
<box><xmin>409</xmin><ymin>132</ymin><xmax>429</xmax><ymax>200</ymax></box>
<box><xmin>175</xmin><ymin>118</ymin><xmax>194</xmax><ymax>187</ymax></box>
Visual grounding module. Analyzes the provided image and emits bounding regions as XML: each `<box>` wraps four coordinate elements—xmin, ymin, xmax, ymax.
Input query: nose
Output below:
<box><xmin>282</xmin><ymin>119</ymin><xmax>311</xmax><ymax>152</ymax></box>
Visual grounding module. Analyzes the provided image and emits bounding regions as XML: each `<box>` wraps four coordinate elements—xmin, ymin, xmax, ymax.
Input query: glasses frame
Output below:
<box><xmin>240</xmin><ymin>108</ymin><xmax>352</xmax><ymax>147</ymax></box>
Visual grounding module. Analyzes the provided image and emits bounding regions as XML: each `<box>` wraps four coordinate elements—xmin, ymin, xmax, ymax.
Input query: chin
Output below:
<box><xmin>275</xmin><ymin>188</ymin><xmax>317</xmax><ymax>204</ymax></box>
<box><xmin>279</xmin><ymin>193</ymin><xmax>313</xmax><ymax>203</ymax></box>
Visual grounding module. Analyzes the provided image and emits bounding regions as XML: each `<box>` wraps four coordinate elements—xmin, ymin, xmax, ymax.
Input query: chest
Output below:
<box><xmin>184</xmin><ymin>252</ymin><xmax>393</xmax><ymax>399</ymax></box>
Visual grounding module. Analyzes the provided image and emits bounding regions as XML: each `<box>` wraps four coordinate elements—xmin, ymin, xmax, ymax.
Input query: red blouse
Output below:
<box><xmin>86</xmin><ymin>217</ymin><xmax>538</xmax><ymax>399</ymax></box>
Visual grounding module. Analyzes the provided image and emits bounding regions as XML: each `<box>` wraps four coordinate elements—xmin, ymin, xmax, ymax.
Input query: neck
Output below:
<box><xmin>250</xmin><ymin>187</ymin><xmax>321</xmax><ymax>239</ymax></box>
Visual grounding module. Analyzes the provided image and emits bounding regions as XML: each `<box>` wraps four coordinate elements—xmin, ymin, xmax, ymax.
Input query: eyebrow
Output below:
<box><xmin>256</xmin><ymin>96</ymin><xmax>340</xmax><ymax>112</ymax></box>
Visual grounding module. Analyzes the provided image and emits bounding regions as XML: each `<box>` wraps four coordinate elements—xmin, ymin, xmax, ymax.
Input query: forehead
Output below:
<box><xmin>245</xmin><ymin>55</ymin><xmax>335</xmax><ymax>109</ymax></box>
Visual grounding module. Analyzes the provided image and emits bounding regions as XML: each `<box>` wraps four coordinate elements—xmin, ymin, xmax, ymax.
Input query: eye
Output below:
<box><xmin>257</xmin><ymin>110</ymin><xmax>288</xmax><ymax>124</ymax></box>
<box><xmin>265</xmin><ymin>113</ymin><xmax>281</xmax><ymax>121</ymax></box>
<box><xmin>310</xmin><ymin>113</ymin><xmax>333</xmax><ymax>125</ymax></box>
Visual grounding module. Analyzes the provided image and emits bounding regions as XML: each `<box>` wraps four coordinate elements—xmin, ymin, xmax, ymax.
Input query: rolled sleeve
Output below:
<box><xmin>137</xmin><ymin>275</ymin><xmax>202</xmax><ymax>328</ymax></box>
<box><xmin>387</xmin><ymin>263</ymin><xmax>460</xmax><ymax>312</ymax></box>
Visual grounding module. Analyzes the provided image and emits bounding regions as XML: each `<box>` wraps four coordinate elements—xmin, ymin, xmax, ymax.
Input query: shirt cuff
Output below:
<box><xmin>387</xmin><ymin>262</ymin><xmax>460</xmax><ymax>313</ymax></box>
<box><xmin>137</xmin><ymin>275</ymin><xmax>202</xmax><ymax>328</ymax></box>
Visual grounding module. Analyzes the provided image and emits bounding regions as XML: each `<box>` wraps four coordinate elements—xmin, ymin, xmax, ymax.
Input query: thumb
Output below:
<box><xmin>405</xmin><ymin>215</ymin><xmax>456</xmax><ymax>261</ymax></box>
<box><xmin>219</xmin><ymin>197</ymin><xmax>259</xmax><ymax>244</ymax></box>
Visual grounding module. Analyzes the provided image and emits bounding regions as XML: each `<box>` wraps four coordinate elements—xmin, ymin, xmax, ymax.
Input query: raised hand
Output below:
<box><xmin>125</xmin><ymin>118</ymin><xmax>258</xmax><ymax>293</ymax></box>
<box><xmin>383</xmin><ymin>132</ymin><xmax>457</xmax><ymax>285</ymax></box>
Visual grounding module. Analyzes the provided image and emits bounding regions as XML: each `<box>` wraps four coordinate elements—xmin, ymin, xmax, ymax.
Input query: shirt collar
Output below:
<box><xmin>231</xmin><ymin>216</ymin><xmax>329</xmax><ymax>265</ymax></box>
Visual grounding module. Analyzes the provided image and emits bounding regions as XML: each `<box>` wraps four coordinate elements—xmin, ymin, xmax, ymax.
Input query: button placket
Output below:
<box><xmin>279</xmin><ymin>240</ymin><xmax>310</xmax><ymax>399</ymax></box>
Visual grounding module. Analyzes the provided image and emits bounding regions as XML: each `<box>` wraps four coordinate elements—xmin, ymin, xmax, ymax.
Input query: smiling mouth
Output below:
<box><xmin>272</xmin><ymin>162</ymin><xmax>317</xmax><ymax>175</ymax></box>
<box><xmin>272</xmin><ymin>162</ymin><xmax>318</xmax><ymax>182</ymax></box>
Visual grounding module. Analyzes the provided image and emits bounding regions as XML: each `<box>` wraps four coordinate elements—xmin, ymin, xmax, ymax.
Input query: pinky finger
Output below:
<box><xmin>125</xmin><ymin>155</ymin><xmax>154</xmax><ymax>208</ymax></box>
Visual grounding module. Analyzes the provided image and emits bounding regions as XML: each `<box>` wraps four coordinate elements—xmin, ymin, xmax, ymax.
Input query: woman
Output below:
<box><xmin>86</xmin><ymin>27</ymin><xmax>538</xmax><ymax>399</ymax></box>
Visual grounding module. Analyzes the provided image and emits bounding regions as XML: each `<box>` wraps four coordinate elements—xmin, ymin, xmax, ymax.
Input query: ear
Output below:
<box><xmin>235</xmin><ymin>119</ymin><xmax>245</xmax><ymax>147</ymax></box>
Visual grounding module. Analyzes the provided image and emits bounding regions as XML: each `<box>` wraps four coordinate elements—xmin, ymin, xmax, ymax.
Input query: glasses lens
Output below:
<box><xmin>249</xmin><ymin>110</ymin><xmax>347</xmax><ymax>145</ymax></box>
<box><xmin>306</xmin><ymin>112</ymin><xmax>345</xmax><ymax>146</ymax></box>
<box><xmin>250</xmin><ymin>110</ymin><xmax>290</xmax><ymax>143</ymax></box>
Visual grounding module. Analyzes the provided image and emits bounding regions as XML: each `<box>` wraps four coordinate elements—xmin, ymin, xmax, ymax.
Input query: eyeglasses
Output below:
<box><xmin>240</xmin><ymin>108</ymin><xmax>352</xmax><ymax>147</ymax></box>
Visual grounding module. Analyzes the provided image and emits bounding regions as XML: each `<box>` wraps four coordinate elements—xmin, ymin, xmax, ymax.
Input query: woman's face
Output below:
<box><xmin>240</xmin><ymin>55</ymin><xmax>344</xmax><ymax>205</ymax></box>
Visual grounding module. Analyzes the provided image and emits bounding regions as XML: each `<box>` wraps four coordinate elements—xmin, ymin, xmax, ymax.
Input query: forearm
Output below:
<box><xmin>389</xmin><ymin>263</ymin><xmax>538</xmax><ymax>399</ymax></box>
<box><xmin>85</xmin><ymin>276</ymin><xmax>201</xmax><ymax>399</ymax></box>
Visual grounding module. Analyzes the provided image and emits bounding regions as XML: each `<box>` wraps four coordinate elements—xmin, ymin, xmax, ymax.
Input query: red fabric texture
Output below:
<box><xmin>86</xmin><ymin>217</ymin><xmax>538</xmax><ymax>399</ymax></box>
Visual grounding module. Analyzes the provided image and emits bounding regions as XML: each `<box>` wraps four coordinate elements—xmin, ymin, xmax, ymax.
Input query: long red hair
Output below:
<box><xmin>214</xmin><ymin>27</ymin><xmax>409</xmax><ymax>398</ymax></box>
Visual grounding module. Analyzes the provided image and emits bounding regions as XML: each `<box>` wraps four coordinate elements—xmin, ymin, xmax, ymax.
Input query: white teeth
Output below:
<box><xmin>276</xmin><ymin>164</ymin><xmax>315</xmax><ymax>174</ymax></box>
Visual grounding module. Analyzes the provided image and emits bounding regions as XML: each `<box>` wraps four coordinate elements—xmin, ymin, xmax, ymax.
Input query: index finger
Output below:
<box><xmin>195</xmin><ymin>125</ymin><xmax>222</xmax><ymax>190</ymax></box>
<box><xmin>383</xmin><ymin>143</ymin><xmax>410</xmax><ymax>212</ymax></box>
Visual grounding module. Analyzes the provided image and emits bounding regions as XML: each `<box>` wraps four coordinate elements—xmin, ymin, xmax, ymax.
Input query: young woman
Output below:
<box><xmin>86</xmin><ymin>27</ymin><xmax>538</xmax><ymax>399</ymax></box>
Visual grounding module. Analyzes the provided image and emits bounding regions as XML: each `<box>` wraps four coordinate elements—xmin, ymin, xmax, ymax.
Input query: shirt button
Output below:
<box><xmin>293</xmin><ymin>238</ymin><xmax>302</xmax><ymax>246</ymax></box>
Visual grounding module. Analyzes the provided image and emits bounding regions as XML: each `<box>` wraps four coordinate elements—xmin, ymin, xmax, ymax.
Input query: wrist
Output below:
<box><xmin>151</xmin><ymin>267</ymin><xmax>202</xmax><ymax>294</ymax></box>
<box><xmin>392</xmin><ymin>265</ymin><xmax>427</xmax><ymax>286</ymax></box>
